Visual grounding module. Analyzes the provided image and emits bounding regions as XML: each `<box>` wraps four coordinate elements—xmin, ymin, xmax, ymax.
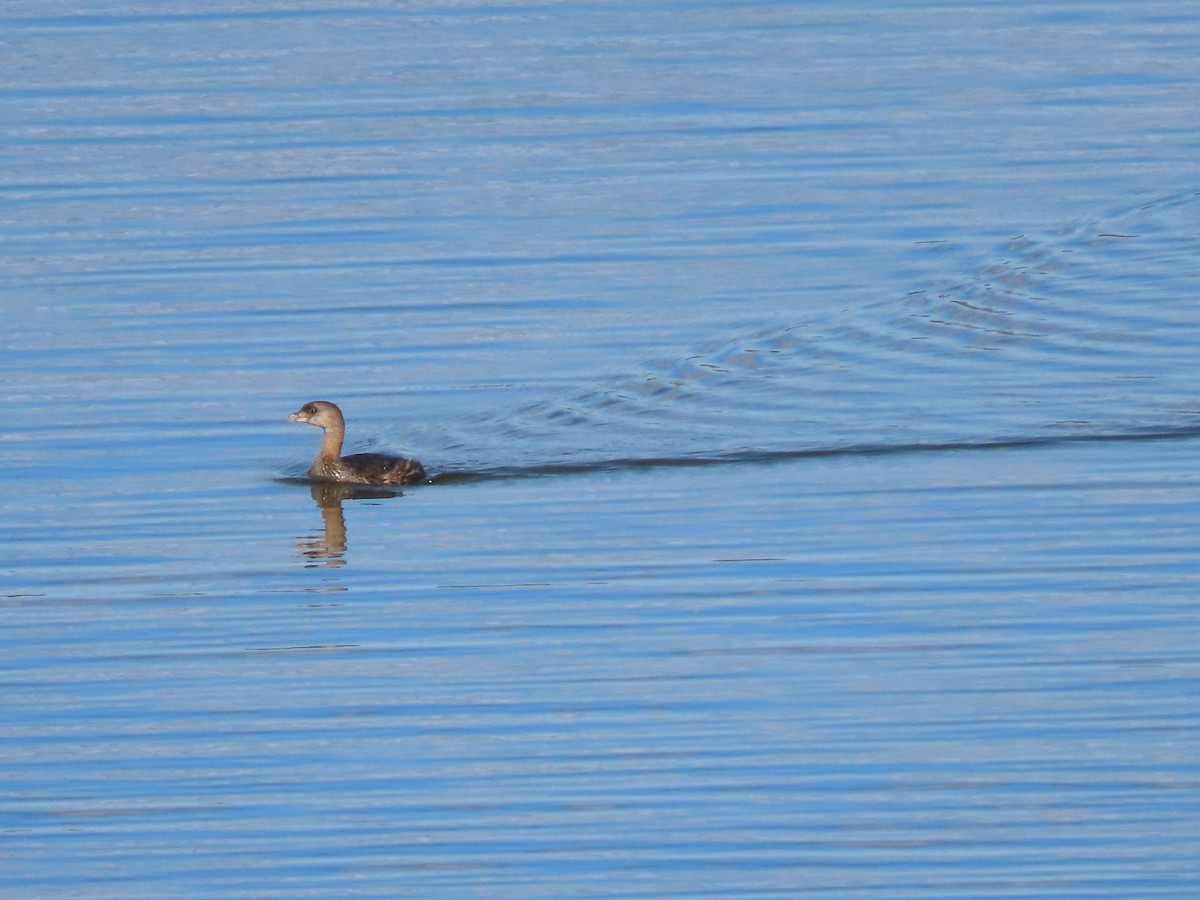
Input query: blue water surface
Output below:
<box><xmin>3</xmin><ymin>1</ymin><xmax>1200</xmax><ymax>896</ymax></box>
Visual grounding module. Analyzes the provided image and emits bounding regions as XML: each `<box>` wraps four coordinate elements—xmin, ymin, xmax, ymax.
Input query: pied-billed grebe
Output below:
<box><xmin>289</xmin><ymin>400</ymin><xmax>426</xmax><ymax>485</ymax></box>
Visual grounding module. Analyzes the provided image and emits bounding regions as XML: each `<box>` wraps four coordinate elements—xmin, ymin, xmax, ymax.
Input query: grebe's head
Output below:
<box><xmin>288</xmin><ymin>400</ymin><xmax>344</xmax><ymax>430</ymax></box>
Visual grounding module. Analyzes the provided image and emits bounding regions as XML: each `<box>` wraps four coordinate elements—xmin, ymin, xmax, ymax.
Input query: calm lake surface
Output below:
<box><xmin>4</xmin><ymin>1</ymin><xmax>1200</xmax><ymax>896</ymax></box>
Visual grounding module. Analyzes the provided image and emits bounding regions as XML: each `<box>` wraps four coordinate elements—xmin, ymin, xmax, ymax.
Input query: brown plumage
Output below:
<box><xmin>288</xmin><ymin>400</ymin><xmax>426</xmax><ymax>486</ymax></box>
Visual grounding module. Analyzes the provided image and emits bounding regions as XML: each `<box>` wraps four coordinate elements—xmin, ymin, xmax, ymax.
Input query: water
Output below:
<box><xmin>3</xmin><ymin>1</ymin><xmax>1200</xmax><ymax>896</ymax></box>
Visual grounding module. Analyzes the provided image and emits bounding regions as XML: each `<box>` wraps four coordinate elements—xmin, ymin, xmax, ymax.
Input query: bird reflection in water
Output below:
<box><xmin>296</xmin><ymin>481</ymin><xmax>402</xmax><ymax>567</ymax></box>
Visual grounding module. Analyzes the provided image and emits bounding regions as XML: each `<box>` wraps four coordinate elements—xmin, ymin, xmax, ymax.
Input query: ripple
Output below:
<box><xmin>426</xmin><ymin>192</ymin><xmax>1200</xmax><ymax>471</ymax></box>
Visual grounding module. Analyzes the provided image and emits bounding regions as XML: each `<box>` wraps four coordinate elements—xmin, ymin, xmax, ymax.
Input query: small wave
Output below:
<box><xmin>405</xmin><ymin>191</ymin><xmax>1200</xmax><ymax>479</ymax></box>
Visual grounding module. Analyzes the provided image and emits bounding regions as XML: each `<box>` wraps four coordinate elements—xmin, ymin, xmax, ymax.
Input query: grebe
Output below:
<box><xmin>288</xmin><ymin>400</ymin><xmax>426</xmax><ymax>486</ymax></box>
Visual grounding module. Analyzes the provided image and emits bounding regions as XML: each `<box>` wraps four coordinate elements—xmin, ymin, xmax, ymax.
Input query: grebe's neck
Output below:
<box><xmin>318</xmin><ymin>422</ymin><xmax>344</xmax><ymax>459</ymax></box>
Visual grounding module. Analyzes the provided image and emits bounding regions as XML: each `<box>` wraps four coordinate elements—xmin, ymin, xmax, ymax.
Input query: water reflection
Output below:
<box><xmin>295</xmin><ymin>481</ymin><xmax>401</xmax><ymax>567</ymax></box>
